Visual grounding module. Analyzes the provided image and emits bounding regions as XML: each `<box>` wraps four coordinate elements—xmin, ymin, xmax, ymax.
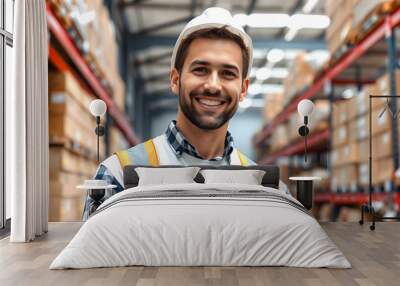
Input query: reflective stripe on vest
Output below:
<box><xmin>115</xmin><ymin>138</ymin><xmax>248</xmax><ymax>168</ymax></box>
<box><xmin>115</xmin><ymin>139</ymin><xmax>160</xmax><ymax>168</ymax></box>
<box><xmin>237</xmin><ymin>150</ymin><xmax>249</xmax><ymax>166</ymax></box>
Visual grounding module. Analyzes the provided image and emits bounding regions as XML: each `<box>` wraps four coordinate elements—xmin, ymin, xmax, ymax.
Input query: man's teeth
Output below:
<box><xmin>198</xmin><ymin>99</ymin><xmax>223</xmax><ymax>106</ymax></box>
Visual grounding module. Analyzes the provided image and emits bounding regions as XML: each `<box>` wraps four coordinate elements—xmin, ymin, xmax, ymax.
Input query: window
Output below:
<box><xmin>1</xmin><ymin>0</ymin><xmax>14</xmax><ymax>233</ymax></box>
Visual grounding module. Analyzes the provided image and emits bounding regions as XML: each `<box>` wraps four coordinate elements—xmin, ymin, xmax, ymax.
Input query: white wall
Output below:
<box><xmin>150</xmin><ymin>108</ymin><xmax>264</xmax><ymax>161</ymax></box>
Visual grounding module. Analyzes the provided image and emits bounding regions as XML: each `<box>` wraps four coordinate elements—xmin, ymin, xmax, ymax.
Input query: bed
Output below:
<box><xmin>49</xmin><ymin>165</ymin><xmax>351</xmax><ymax>269</ymax></box>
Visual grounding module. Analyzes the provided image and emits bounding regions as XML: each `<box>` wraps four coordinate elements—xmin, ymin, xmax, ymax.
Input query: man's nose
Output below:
<box><xmin>204</xmin><ymin>71</ymin><xmax>222</xmax><ymax>94</ymax></box>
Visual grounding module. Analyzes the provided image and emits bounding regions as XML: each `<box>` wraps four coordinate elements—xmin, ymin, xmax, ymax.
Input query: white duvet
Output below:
<box><xmin>50</xmin><ymin>183</ymin><xmax>351</xmax><ymax>269</ymax></box>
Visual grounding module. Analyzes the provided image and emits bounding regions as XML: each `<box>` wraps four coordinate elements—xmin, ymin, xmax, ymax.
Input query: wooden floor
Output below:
<box><xmin>0</xmin><ymin>222</ymin><xmax>399</xmax><ymax>286</ymax></box>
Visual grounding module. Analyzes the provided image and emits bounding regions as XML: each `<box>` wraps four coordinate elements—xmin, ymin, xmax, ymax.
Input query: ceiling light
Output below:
<box><xmin>302</xmin><ymin>0</ymin><xmax>319</xmax><ymax>13</ymax></box>
<box><xmin>246</xmin><ymin>13</ymin><xmax>289</xmax><ymax>28</ymax></box>
<box><xmin>270</xmin><ymin>68</ymin><xmax>289</xmax><ymax>78</ymax></box>
<box><xmin>260</xmin><ymin>84</ymin><xmax>284</xmax><ymax>94</ymax></box>
<box><xmin>284</xmin><ymin>28</ymin><xmax>298</xmax><ymax>41</ymax></box>
<box><xmin>289</xmin><ymin>14</ymin><xmax>330</xmax><ymax>29</ymax></box>
<box><xmin>256</xmin><ymin>67</ymin><xmax>272</xmax><ymax>81</ymax></box>
<box><xmin>267</xmin><ymin>49</ymin><xmax>285</xmax><ymax>63</ymax></box>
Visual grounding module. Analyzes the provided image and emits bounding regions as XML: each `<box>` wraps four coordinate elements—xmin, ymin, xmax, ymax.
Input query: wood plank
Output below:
<box><xmin>0</xmin><ymin>222</ymin><xmax>399</xmax><ymax>285</ymax></box>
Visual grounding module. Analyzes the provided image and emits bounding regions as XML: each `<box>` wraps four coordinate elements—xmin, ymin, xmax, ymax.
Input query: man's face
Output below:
<box><xmin>171</xmin><ymin>38</ymin><xmax>249</xmax><ymax>130</ymax></box>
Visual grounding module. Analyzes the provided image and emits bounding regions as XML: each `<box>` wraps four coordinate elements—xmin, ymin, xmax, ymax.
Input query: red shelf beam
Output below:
<box><xmin>254</xmin><ymin>7</ymin><xmax>400</xmax><ymax>147</ymax></box>
<box><xmin>315</xmin><ymin>192</ymin><xmax>400</xmax><ymax>208</ymax></box>
<box><xmin>259</xmin><ymin>129</ymin><xmax>330</xmax><ymax>164</ymax></box>
<box><xmin>46</xmin><ymin>5</ymin><xmax>139</xmax><ymax>146</ymax></box>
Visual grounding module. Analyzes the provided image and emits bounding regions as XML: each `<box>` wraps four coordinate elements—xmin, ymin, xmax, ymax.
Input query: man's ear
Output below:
<box><xmin>170</xmin><ymin>68</ymin><xmax>180</xmax><ymax>95</ymax></box>
<box><xmin>239</xmin><ymin>78</ymin><xmax>250</xmax><ymax>101</ymax></box>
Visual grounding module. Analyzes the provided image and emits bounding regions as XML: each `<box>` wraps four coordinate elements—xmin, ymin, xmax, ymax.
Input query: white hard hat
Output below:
<box><xmin>171</xmin><ymin>7</ymin><xmax>253</xmax><ymax>78</ymax></box>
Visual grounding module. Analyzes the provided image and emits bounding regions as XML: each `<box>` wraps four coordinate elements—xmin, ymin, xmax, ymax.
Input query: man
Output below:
<box><xmin>83</xmin><ymin>7</ymin><xmax>289</xmax><ymax>221</ymax></box>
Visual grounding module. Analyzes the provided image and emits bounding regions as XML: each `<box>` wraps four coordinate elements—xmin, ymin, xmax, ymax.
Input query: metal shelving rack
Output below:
<box><xmin>255</xmin><ymin>7</ymin><xmax>400</xmax><ymax>147</ymax></box>
<box><xmin>46</xmin><ymin>4</ymin><xmax>139</xmax><ymax>146</ymax></box>
<box><xmin>259</xmin><ymin>129</ymin><xmax>329</xmax><ymax>164</ymax></box>
<box><xmin>254</xmin><ymin>7</ymin><xmax>400</xmax><ymax>210</ymax></box>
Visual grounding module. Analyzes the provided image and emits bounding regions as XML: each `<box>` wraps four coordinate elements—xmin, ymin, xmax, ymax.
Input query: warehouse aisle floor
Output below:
<box><xmin>0</xmin><ymin>222</ymin><xmax>399</xmax><ymax>286</ymax></box>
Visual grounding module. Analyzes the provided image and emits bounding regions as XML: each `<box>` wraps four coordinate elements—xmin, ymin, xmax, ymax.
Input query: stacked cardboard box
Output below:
<box><xmin>331</xmin><ymin>96</ymin><xmax>361</xmax><ymax>191</ymax></box>
<box><xmin>283</xmin><ymin>53</ymin><xmax>317</xmax><ymax>101</ymax></box>
<box><xmin>84</xmin><ymin>0</ymin><xmax>125</xmax><ymax>111</ymax></box>
<box><xmin>326</xmin><ymin>0</ymin><xmax>400</xmax><ymax>57</ymax></box>
<box><xmin>49</xmin><ymin>0</ymin><xmax>126</xmax><ymax>111</ymax></box>
<box><xmin>331</xmin><ymin>71</ymin><xmax>400</xmax><ymax>191</ymax></box>
<box><xmin>269</xmin><ymin>124</ymin><xmax>290</xmax><ymax>152</ymax></box>
<box><xmin>266</xmin><ymin>101</ymin><xmax>328</xmax><ymax>156</ymax></box>
<box><xmin>49</xmin><ymin>71</ymin><xmax>105</xmax><ymax>221</ymax></box>
<box><xmin>325</xmin><ymin>0</ymin><xmax>359</xmax><ymax>57</ymax></box>
<box><xmin>263</xmin><ymin>92</ymin><xmax>285</xmax><ymax>122</ymax></box>
<box><xmin>49</xmin><ymin>147</ymin><xmax>98</xmax><ymax>221</ymax></box>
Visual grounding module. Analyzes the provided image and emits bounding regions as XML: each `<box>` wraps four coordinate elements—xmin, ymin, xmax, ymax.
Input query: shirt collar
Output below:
<box><xmin>165</xmin><ymin>120</ymin><xmax>234</xmax><ymax>162</ymax></box>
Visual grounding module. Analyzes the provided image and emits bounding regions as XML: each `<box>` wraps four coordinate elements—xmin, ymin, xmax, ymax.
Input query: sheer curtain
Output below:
<box><xmin>7</xmin><ymin>0</ymin><xmax>49</xmax><ymax>242</ymax></box>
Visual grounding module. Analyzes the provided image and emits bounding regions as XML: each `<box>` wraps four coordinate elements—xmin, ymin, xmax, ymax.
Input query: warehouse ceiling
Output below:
<box><xmin>112</xmin><ymin>0</ymin><xmax>329</xmax><ymax>110</ymax></box>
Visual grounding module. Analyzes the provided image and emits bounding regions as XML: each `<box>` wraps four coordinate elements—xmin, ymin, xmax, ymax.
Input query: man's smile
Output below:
<box><xmin>194</xmin><ymin>96</ymin><xmax>227</xmax><ymax>111</ymax></box>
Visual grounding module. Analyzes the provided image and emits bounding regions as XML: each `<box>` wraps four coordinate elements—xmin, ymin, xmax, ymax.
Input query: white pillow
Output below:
<box><xmin>135</xmin><ymin>167</ymin><xmax>201</xmax><ymax>186</ymax></box>
<box><xmin>200</xmin><ymin>169</ymin><xmax>266</xmax><ymax>185</ymax></box>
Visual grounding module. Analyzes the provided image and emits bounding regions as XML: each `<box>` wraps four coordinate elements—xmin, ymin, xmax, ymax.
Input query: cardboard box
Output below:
<box><xmin>371</xmin><ymin>107</ymin><xmax>392</xmax><ymax>136</ymax></box>
<box><xmin>372</xmin><ymin>131</ymin><xmax>392</xmax><ymax>159</ymax></box>
<box><xmin>332</xmin><ymin>100</ymin><xmax>350</xmax><ymax>127</ymax></box>
<box><xmin>49</xmin><ymin>91</ymin><xmax>95</xmax><ymax>132</ymax></box>
<box><xmin>308</xmin><ymin>101</ymin><xmax>330</xmax><ymax>132</ymax></box>
<box><xmin>49</xmin><ymin>146</ymin><xmax>97</xmax><ymax>178</ymax></box>
<box><xmin>353</xmin><ymin>0</ymin><xmax>396</xmax><ymax>30</ymax></box>
<box><xmin>331</xmin><ymin>143</ymin><xmax>360</xmax><ymax>167</ymax></box>
<box><xmin>358</xmin><ymin>162</ymin><xmax>369</xmax><ymax>187</ymax></box>
<box><xmin>330</xmin><ymin>149</ymin><xmax>340</xmax><ymax>167</ymax></box>
<box><xmin>326</xmin><ymin>16</ymin><xmax>352</xmax><ymax>54</ymax></box>
<box><xmin>356</xmin><ymin>113</ymin><xmax>369</xmax><ymax>140</ymax></box>
<box><xmin>342</xmin><ymin>143</ymin><xmax>360</xmax><ymax>165</ymax></box>
<box><xmin>348</xmin><ymin>87</ymin><xmax>373</xmax><ymax>119</ymax></box>
<box><xmin>332</xmin><ymin>164</ymin><xmax>359</xmax><ymax>191</ymax></box>
<box><xmin>284</xmin><ymin>53</ymin><xmax>316</xmax><ymax>99</ymax></box>
<box><xmin>348</xmin><ymin>119</ymin><xmax>358</xmax><ymax>143</ymax></box>
<box><xmin>49</xmin><ymin>71</ymin><xmax>93</xmax><ymax>115</ymax></box>
<box><xmin>376</xmin><ymin>157</ymin><xmax>394</xmax><ymax>184</ymax></box>
<box><xmin>343</xmin><ymin>164</ymin><xmax>359</xmax><ymax>191</ymax></box>
<box><xmin>287</xmin><ymin>113</ymin><xmax>302</xmax><ymax>142</ymax></box>
<box><xmin>359</xmin><ymin>139</ymin><xmax>369</xmax><ymax>162</ymax></box>
<box><xmin>264</xmin><ymin>92</ymin><xmax>285</xmax><ymax>122</ymax></box>
<box><xmin>113</xmin><ymin>76</ymin><xmax>126</xmax><ymax>112</ymax></box>
<box><xmin>325</xmin><ymin>0</ymin><xmax>346</xmax><ymax>17</ymax></box>
<box><xmin>332</xmin><ymin>124</ymin><xmax>349</xmax><ymax>148</ymax></box>
<box><xmin>358</xmin><ymin>88</ymin><xmax>370</xmax><ymax>116</ymax></box>
<box><xmin>375</xmin><ymin>70</ymin><xmax>400</xmax><ymax>110</ymax></box>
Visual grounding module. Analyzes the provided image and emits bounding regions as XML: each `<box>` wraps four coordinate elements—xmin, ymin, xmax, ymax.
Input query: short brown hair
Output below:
<box><xmin>174</xmin><ymin>27</ymin><xmax>249</xmax><ymax>79</ymax></box>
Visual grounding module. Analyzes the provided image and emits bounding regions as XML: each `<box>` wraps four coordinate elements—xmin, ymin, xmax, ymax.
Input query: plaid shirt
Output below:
<box><xmin>166</xmin><ymin>120</ymin><xmax>235</xmax><ymax>163</ymax></box>
<box><xmin>82</xmin><ymin>165</ymin><xmax>124</xmax><ymax>221</ymax></box>
<box><xmin>82</xmin><ymin>120</ymin><xmax>236</xmax><ymax>220</ymax></box>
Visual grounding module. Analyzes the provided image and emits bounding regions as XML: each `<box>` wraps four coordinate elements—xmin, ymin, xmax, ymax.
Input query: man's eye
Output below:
<box><xmin>222</xmin><ymin>70</ymin><xmax>236</xmax><ymax>78</ymax></box>
<box><xmin>193</xmin><ymin>67</ymin><xmax>207</xmax><ymax>73</ymax></box>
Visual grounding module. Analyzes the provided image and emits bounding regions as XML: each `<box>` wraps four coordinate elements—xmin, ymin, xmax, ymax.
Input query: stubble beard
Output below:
<box><xmin>178</xmin><ymin>82</ymin><xmax>239</xmax><ymax>130</ymax></box>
